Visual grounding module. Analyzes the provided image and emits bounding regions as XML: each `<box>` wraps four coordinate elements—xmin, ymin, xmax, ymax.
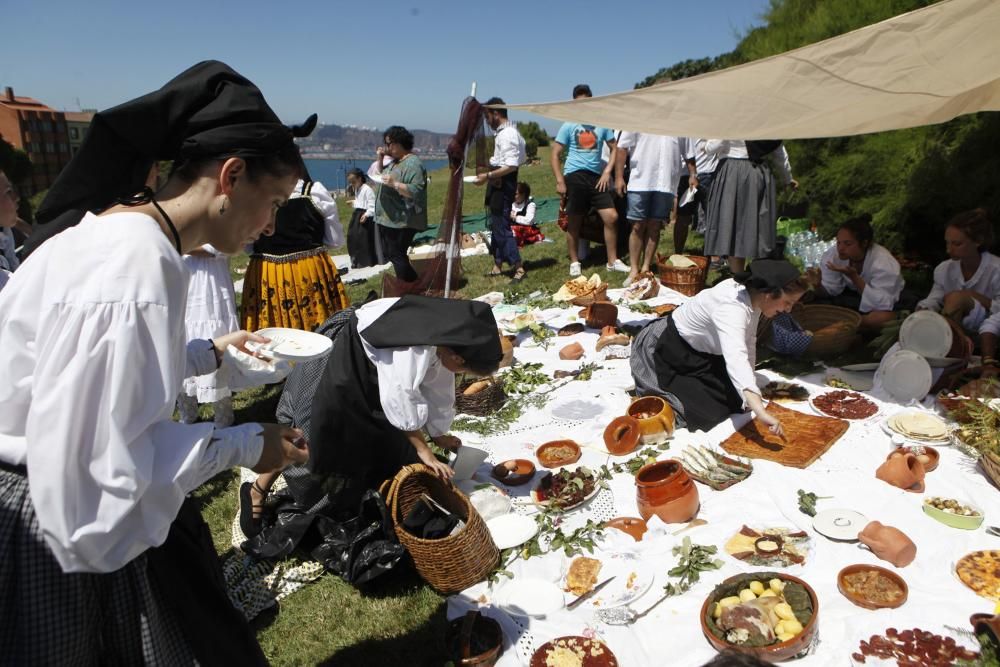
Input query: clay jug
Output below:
<box><xmin>635</xmin><ymin>460</ymin><xmax>699</xmax><ymax>524</ymax></box>
<box><xmin>875</xmin><ymin>451</ymin><xmax>925</xmax><ymax>492</ymax></box>
<box><xmin>858</xmin><ymin>521</ymin><xmax>917</xmax><ymax>567</ymax></box>
<box><xmin>970</xmin><ymin>613</ymin><xmax>1000</xmax><ymax>646</ymax></box>
<box><xmin>627</xmin><ymin>396</ymin><xmax>675</xmax><ymax>444</ymax></box>
<box><xmin>585</xmin><ymin>301</ymin><xmax>618</xmax><ymax>329</ymax></box>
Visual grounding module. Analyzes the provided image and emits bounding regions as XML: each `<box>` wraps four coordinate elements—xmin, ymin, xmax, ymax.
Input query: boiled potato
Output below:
<box><xmin>782</xmin><ymin>618</ymin><xmax>804</xmax><ymax>635</ymax></box>
<box><xmin>748</xmin><ymin>580</ymin><xmax>765</xmax><ymax>595</ymax></box>
<box><xmin>769</xmin><ymin>578</ymin><xmax>785</xmax><ymax>593</ymax></box>
<box><xmin>713</xmin><ymin>602</ymin><xmax>723</xmax><ymax>619</ymax></box>
<box><xmin>774</xmin><ymin>602</ymin><xmax>796</xmax><ymax>621</ymax></box>
<box><xmin>739</xmin><ymin>589</ymin><xmax>757</xmax><ymax>602</ymax></box>
<box><xmin>719</xmin><ymin>596</ymin><xmax>742</xmax><ymax>609</ymax></box>
<box><xmin>774</xmin><ymin>621</ymin><xmax>786</xmax><ymax>636</ymax></box>
<box><xmin>758</xmin><ymin>590</ymin><xmax>777</xmax><ymax>598</ymax></box>
<box><xmin>777</xmin><ymin>632</ymin><xmax>796</xmax><ymax>642</ymax></box>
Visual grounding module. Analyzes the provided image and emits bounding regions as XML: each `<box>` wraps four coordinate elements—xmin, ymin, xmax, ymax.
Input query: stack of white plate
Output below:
<box><xmin>899</xmin><ymin>311</ymin><xmax>952</xmax><ymax>358</ymax></box>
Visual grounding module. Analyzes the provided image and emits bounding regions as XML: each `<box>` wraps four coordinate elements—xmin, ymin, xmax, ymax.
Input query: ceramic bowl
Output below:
<box><xmin>535</xmin><ymin>440</ymin><xmax>582</xmax><ymax>469</ymax></box>
<box><xmin>603</xmin><ymin>516</ymin><xmax>648</xmax><ymax>542</ymax></box>
<box><xmin>603</xmin><ymin>415</ymin><xmax>641</xmax><ymax>455</ymax></box>
<box><xmin>491</xmin><ymin>459</ymin><xmax>536</xmax><ymax>486</ymax></box>
<box><xmin>701</xmin><ymin>572</ymin><xmax>819</xmax><ymax>662</ymax></box>
<box><xmin>837</xmin><ymin>564</ymin><xmax>908</xmax><ymax>610</ymax></box>
<box><xmin>922</xmin><ymin>499</ymin><xmax>984</xmax><ymax>530</ymax></box>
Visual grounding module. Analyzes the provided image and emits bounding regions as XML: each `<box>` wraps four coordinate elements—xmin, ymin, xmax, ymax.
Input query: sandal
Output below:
<box><xmin>511</xmin><ymin>268</ymin><xmax>527</xmax><ymax>282</ymax></box>
<box><xmin>484</xmin><ymin>269</ymin><xmax>503</xmax><ymax>278</ymax></box>
<box><xmin>238</xmin><ymin>480</ymin><xmax>269</xmax><ymax>538</ymax></box>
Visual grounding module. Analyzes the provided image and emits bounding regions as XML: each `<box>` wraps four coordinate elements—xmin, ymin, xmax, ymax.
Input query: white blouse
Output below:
<box><xmin>511</xmin><ymin>199</ymin><xmax>536</xmax><ymax>225</ymax></box>
<box><xmin>917</xmin><ymin>252</ymin><xmax>1000</xmax><ymax>312</ymax></box>
<box><xmin>489</xmin><ymin>122</ymin><xmax>526</xmax><ymax>169</ymax></box>
<box><xmin>819</xmin><ymin>243</ymin><xmax>904</xmax><ymax>313</ymax></box>
<box><xmin>0</xmin><ymin>212</ymin><xmax>263</xmax><ymax>573</ymax></box>
<box><xmin>703</xmin><ymin>140</ymin><xmax>793</xmax><ymax>185</ymax></box>
<box><xmin>354</xmin><ymin>183</ymin><xmax>376</xmax><ymax>217</ymax></box>
<box><xmin>672</xmin><ymin>279</ymin><xmax>760</xmax><ymax>404</ymax></box>
<box><xmin>355</xmin><ymin>298</ymin><xmax>455</xmax><ymax>437</ymax></box>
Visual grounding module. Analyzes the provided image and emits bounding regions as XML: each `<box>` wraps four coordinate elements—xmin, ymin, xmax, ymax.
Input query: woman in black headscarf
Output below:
<box><xmin>631</xmin><ymin>260</ymin><xmax>808</xmax><ymax>434</ymax></box>
<box><xmin>0</xmin><ymin>61</ymin><xmax>314</xmax><ymax>664</ymax></box>
<box><xmin>241</xmin><ymin>295</ymin><xmax>502</xmax><ymax>535</ymax></box>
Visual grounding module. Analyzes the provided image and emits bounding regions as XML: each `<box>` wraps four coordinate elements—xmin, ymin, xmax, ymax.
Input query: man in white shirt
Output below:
<box><xmin>614</xmin><ymin>133</ymin><xmax>690</xmax><ymax>286</ymax></box>
<box><xmin>476</xmin><ymin>97</ymin><xmax>527</xmax><ymax>281</ymax></box>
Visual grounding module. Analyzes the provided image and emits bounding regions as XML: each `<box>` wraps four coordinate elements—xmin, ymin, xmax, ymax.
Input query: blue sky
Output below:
<box><xmin>1</xmin><ymin>0</ymin><xmax>771</xmax><ymax>134</ymax></box>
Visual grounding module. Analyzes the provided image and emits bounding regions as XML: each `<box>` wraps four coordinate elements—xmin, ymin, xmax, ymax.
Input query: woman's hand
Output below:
<box><xmin>432</xmin><ymin>434</ymin><xmax>462</xmax><ymax>451</ymax></box>
<box><xmin>826</xmin><ymin>262</ymin><xmax>859</xmax><ymax>280</ymax></box>
<box><xmin>382</xmin><ymin>173</ymin><xmax>396</xmax><ymax>189</ymax></box>
<box><xmin>417</xmin><ymin>444</ymin><xmax>455</xmax><ymax>480</ymax></box>
<box><xmin>253</xmin><ymin>424</ymin><xmax>309</xmax><ymax>473</ymax></box>
<box><xmin>214</xmin><ymin>330</ymin><xmax>271</xmax><ymax>364</ymax></box>
<box><xmin>757</xmin><ymin>410</ymin><xmax>786</xmax><ymax>438</ymax></box>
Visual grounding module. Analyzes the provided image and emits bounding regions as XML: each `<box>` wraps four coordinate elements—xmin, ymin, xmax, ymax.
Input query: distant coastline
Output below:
<box><xmin>302</xmin><ymin>151</ymin><xmax>449</xmax><ymax>160</ymax></box>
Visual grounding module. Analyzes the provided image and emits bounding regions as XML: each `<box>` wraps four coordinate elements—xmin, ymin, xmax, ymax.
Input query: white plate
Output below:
<box><xmin>486</xmin><ymin>514</ymin><xmax>538</xmax><ymax>550</ymax></box>
<box><xmin>925</xmin><ymin>356</ymin><xmax>964</xmax><ymax>368</ymax></box>
<box><xmin>813</xmin><ymin>508</ymin><xmax>868</xmax><ymax>541</ymax></box>
<box><xmin>879</xmin><ymin>349</ymin><xmax>933</xmax><ymax>403</ymax></box>
<box><xmin>462</xmin><ymin>175</ymin><xmax>478</xmax><ymax>183</ymax></box>
<box><xmin>495</xmin><ymin>578</ymin><xmax>565</xmax><ymax>617</ymax></box>
<box><xmin>562</xmin><ymin>552</ymin><xmax>655</xmax><ymax>609</ymax></box>
<box><xmin>250</xmin><ymin>328</ymin><xmax>333</xmax><ymax>362</ymax></box>
<box><xmin>899</xmin><ymin>310</ymin><xmax>952</xmax><ymax>358</ymax></box>
<box><xmin>841</xmin><ymin>362</ymin><xmax>881</xmax><ymax>372</ymax></box>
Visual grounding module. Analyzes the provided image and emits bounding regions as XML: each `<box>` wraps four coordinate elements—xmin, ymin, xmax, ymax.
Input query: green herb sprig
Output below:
<box><xmin>663</xmin><ymin>537</ymin><xmax>724</xmax><ymax>597</ymax></box>
<box><xmin>796</xmin><ymin>489</ymin><xmax>831</xmax><ymax>517</ymax></box>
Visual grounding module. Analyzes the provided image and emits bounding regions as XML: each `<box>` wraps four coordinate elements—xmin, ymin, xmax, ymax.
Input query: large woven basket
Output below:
<box><xmin>455</xmin><ymin>376</ymin><xmax>507</xmax><ymax>416</ymax></box>
<box><xmin>980</xmin><ymin>452</ymin><xmax>1000</xmax><ymax>491</ymax></box>
<box><xmin>570</xmin><ymin>284</ymin><xmax>608</xmax><ymax>306</ymax></box>
<box><xmin>381</xmin><ymin>464</ymin><xmax>499</xmax><ymax>593</ymax></box>
<box><xmin>658</xmin><ymin>255</ymin><xmax>709</xmax><ymax>297</ymax></box>
<box><xmin>794</xmin><ymin>304</ymin><xmax>862</xmax><ymax>358</ymax></box>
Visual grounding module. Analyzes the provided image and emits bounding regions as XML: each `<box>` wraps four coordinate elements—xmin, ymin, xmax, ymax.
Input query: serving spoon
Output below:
<box><xmin>671</xmin><ymin>518</ymin><xmax>708</xmax><ymax>536</ymax></box>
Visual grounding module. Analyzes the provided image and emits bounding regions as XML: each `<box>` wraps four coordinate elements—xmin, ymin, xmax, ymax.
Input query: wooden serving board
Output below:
<box><xmin>720</xmin><ymin>402</ymin><xmax>849</xmax><ymax>468</ymax></box>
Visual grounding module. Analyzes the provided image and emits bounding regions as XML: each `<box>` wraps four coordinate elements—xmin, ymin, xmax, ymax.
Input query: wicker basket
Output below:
<box><xmin>381</xmin><ymin>464</ymin><xmax>499</xmax><ymax>594</ymax></box>
<box><xmin>570</xmin><ymin>284</ymin><xmax>608</xmax><ymax>306</ymax></box>
<box><xmin>794</xmin><ymin>304</ymin><xmax>862</xmax><ymax>358</ymax></box>
<box><xmin>455</xmin><ymin>377</ymin><xmax>507</xmax><ymax>416</ymax></box>
<box><xmin>658</xmin><ymin>255</ymin><xmax>709</xmax><ymax>296</ymax></box>
<box><xmin>979</xmin><ymin>451</ymin><xmax>1000</xmax><ymax>491</ymax></box>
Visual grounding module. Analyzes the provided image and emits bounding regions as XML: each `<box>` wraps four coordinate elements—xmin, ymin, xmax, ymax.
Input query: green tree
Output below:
<box><xmin>517</xmin><ymin>121</ymin><xmax>550</xmax><ymax>147</ymax></box>
<box><xmin>0</xmin><ymin>138</ymin><xmax>31</xmax><ymax>185</ymax></box>
<box><xmin>524</xmin><ymin>137</ymin><xmax>539</xmax><ymax>160</ymax></box>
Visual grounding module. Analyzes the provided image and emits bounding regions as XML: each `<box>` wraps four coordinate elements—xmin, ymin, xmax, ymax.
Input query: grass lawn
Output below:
<box><xmin>206</xmin><ymin>147</ymin><xmax>705</xmax><ymax>665</ymax></box>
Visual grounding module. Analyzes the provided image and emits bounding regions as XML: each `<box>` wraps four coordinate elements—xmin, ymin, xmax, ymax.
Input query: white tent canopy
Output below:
<box><xmin>506</xmin><ymin>0</ymin><xmax>1000</xmax><ymax>140</ymax></box>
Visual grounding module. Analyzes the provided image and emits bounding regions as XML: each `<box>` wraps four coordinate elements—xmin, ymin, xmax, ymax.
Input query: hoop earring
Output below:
<box><xmin>219</xmin><ymin>197</ymin><xmax>228</xmax><ymax>215</ymax></box>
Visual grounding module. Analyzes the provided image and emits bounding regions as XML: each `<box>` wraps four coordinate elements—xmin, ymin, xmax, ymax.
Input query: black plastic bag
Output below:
<box><xmin>241</xmin><ymin>489</ymin><xmax>405</xmax><ymax>586</ymax></box>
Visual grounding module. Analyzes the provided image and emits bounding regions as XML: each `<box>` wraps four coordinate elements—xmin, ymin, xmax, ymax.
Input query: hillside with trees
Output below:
<box><xmin>640</xmin><ymin>0</ymin><xmax>1000</xmax><ymax>264</ymax></box>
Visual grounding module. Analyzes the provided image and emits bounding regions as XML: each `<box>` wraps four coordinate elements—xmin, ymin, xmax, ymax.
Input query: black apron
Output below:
<box><xmin>347</xmin><ymin>207</ymin><xmax>378</xmax><ymax>268</ymax></box>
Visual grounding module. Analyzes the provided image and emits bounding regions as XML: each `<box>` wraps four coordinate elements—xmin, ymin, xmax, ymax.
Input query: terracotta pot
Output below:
<box><xmin>491</xmin><ymin>459</ymin><xmax>535</xmax><ymax>486</ymax></box>
<box><xmin>447</xmin><ymin>610</ymin><xmax>503</xmax><ymax>667</ymax></box>
<box><xmin>627</xmin><ymin>396</ymin><xmax>675</xmax><ymax>444</ymax></box>
<box><xmin>888</xmin><ymin>446</ymin><xmax>939</xmax><ymax>473</ymax></box>
<box><xmin>837</xmin><ymin>564</ymin><xmax>909</xmax><ymax>609</ymax></box>
<box><xmin>875</xmin><ymin>451</ymin><xmax>926</xmax><ymax>492</ymax></box>
<box><xmin>635</xmin><ymin>460</ymin><xmax>700</xmax><ymax>524</ymax></box>
<box><xmin>970</xmin><ymin>613</ymin><xmax>1000</xmax><ymax>646</ymax></box>
<box><xmin>603</xmin><ymin>415</ymin><xmax>641</xmax><ymax>455</ymax></box>
<box><xmin>558</xmin><ymin>342</ymin><xmax>584</xmax><ymax>360</ymax></box>
<box><xmin>700</xmin><ymin>572</ymin><xmax>819</xmax><ymax>662</ymax></box>
<box><xmin>499</xmin><ymin>333</ymin><xmax>515</xmax><ymax>368</ymax></box>
<box><xmin>584</xmin><ymin>301</ymin><xmax>618</xmax><ymax>329</ymax></box>
<box><xmin>858</xmin><ymin>521</ymin><xmax>917</xmax><ymax>567</ymax></box>
<box><xmin>603</xmin><ymin>516</ymin><xmax>648</xmax><ymax>542</ymax></box>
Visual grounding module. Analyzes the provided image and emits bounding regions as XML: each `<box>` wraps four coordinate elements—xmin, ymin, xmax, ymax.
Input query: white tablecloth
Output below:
<box><xmin>447</xmin><ymin>292</ymin><xmax>997</xmax><ymax>666</ymax></box>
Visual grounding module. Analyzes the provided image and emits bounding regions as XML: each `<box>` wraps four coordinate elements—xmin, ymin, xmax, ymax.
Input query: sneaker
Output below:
<box><xmin>569</xmin><ymin>261</ymin><xmax>582</xmax><ymax>277</ymax></box>
<box><xmin>622</xmin><ymin>274</ymin><xmax>637</xmax><ymax>288</ymax></box>
<box><xmin>607</xmin><ymin>259</ymin><xmax>630</xmax><ymax>273</ymax></box>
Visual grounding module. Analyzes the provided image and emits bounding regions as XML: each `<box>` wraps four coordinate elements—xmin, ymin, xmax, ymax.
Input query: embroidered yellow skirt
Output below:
<box><xmin>240</xmin><ymin>248</ymin><xmax>350</xmax><ymax>332</ymax></box>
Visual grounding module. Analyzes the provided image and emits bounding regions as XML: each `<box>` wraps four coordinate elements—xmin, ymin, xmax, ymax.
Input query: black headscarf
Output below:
<box><xmin>362</xmin><ymin>295</ymin><xmax>502</xmax><ymax>368</ymax></box>
<box><xmin>24</xmin><ymin>60</ymin><xmax>316</xmax><ymax>257</ymax></box>
<box><xmin>733</xmin><ymin>259</ymin><xmax>801</xmax><ymax>291</ymax></box>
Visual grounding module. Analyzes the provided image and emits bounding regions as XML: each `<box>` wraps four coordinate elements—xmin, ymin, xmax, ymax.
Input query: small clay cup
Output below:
<box><xmin>857</xmin><ymin>520</ymin><xmax>917</xmax><ymax>567</ymax></box>
<box><xmin>491</xmin><ymin>459</ymin><xmax>535</xmax><ymax>486</ymax></box>
<box><xmin>970</xmin><ymin>613</ymin><xmax>1000</xmax><ymax>647</ymax></box>
<box><xmin>603</xmin><ymin>415</ymin><xmax>641</xmax><ymax>456</ymax></box>
<box><xmin>604</xmin><ymin>516</ymin><xmax>648</xmax><ymax>542</ymax></box>
<box><xmin>627</xmin><ymin>396</ymin><xmax>675</xmax><ymax>444</ymax></box>
<box><xmin>875</xmin><ymin>451</ymin><xmax>926</xmax><ymax>492</ymax></box>
<box><xmin>447</xmin><ymin>610</ymin><xmax>503</xmax><ymax>667</ymax></box>
<box><xmin>635</xmin><ymin>459</ymin><xmax>700</xmax><ymax>524</ymax></box>
<box><xmin>558</xmin><ymin>342</ymin><xmax>584</xmax><ymax>360</ymax></box>
<box><xmin>536</xmin><ymin>440</ymin><xmax>582</xmax><ymax>468</ymax></box>
<box><xmin>584</xmin><ymin>301</ymin><xmax>618</xmax><ymax>329</ymax></box>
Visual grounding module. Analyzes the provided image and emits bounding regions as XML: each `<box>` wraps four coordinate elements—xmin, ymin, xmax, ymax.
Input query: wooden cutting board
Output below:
<box><xmin>720</xmin><ymin>402</ymin><xmax>849</xmax><ymax>468</ymax></box>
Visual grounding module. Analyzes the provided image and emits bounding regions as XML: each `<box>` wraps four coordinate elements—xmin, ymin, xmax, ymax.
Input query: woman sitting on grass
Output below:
<box><xmin>807</xmin><ymin>215</ymin><xmax>904</xmax><ymax>332</ymax></box>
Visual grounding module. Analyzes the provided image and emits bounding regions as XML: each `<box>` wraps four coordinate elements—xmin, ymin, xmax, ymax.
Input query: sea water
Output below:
<box><xmin>304</xmin><ymin>158</ymin><xmax>449</xmax><ymax>192</ymax></box>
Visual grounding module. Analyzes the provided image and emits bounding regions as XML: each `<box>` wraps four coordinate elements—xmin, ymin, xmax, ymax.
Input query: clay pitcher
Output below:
<box><xmin>627</xmin><ymin>396</ymin><xmax>675</xmax><ymax>444</ymax></box>
<box><xmin>635</xmin><ymin>460</ymin><xmax>700</xmax><ymax>524</ymax></box>
<box><xmin>970</xmin><ymin>613</ymin><xmax>1000</xmax><ymax>646</ymax></box>
<box><xmin>585</xmin><ymin>301</ymin><xmax>618</xmax><ymax>329</ymax></box>
<box><xmin>875</xmin><ymin>451</ymin><xmax>926</xmax><ymax>492</ymax></box>
<box><xmin>858</xmin><ymin>521</ymin><xmax>917</xmax><ymax>567</ymax></box>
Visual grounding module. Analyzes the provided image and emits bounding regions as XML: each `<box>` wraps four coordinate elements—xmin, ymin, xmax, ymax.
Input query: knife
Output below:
<box><xmin>567</xmin><ymin>576</ymin><xmax>616</xmax><ymax>610</ymax></box>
